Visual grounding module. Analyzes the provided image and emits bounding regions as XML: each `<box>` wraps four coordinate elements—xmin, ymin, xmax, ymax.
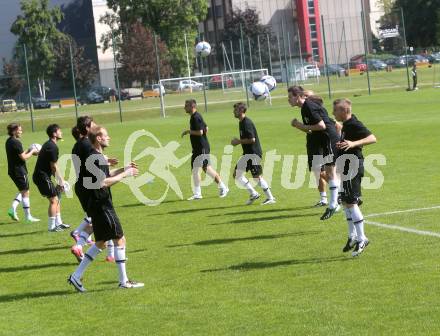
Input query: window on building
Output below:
<box><xmin>311</xmin><ymin>40</ymin><xmax>319</xmax><ymax>61</ymax></box>
<box><xmin>309</xmin><ymin>17</ymin><xmax>317</xmax><ymax>39</ymax></box>
<box><xmin>308</xmin><ymin>0</ymin><xmax>315</xmax><ymax>16</ymax></box>
<box><xmin>214</xmin><ymin>5</ymin><xmax>223</xmax><ymax>17</ymax></box>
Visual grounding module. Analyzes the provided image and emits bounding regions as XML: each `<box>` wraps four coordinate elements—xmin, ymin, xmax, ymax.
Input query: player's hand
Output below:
<box><xmin>56</xmin><ymin>183</ymin><xmax>65</xmax><ymax>193</ymax></box>
<box><xmin>108</xmin><ymin>157</ymin><xmax>119</xmax><ymax>166</ymax></box>
<box><xmin>291</xmin><ymin>118</ymin><xmax>302</xmax><ymax>129</ymax></box>
<box><xmin>124</xmin><ymin>166</ymin><xmax>139</xmax><ymax>177</ymax></box>
<box><xmin>337</xmin><ymin>140</ymin><xmax>354</xmax><ymax>151</ymax></box>
<box><xmin>231</xmin><ymin>137</ymin><xmax>241</xmax><ymax>146</ymax></box>
<box><xmin>181</xmin><ymin>130</ymin><xmax>189</xmax><ymax>138</ymax></box>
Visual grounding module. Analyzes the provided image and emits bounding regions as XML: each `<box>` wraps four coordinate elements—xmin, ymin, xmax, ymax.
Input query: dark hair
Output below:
<box><xmin>287</xmin><ymin>85</ymin><xmax>305</xmax><ymax>96</ymax></box>
<box><xmin>88</xmin><ymin>125</ymin><xmax>105</xmax><ymax>145</ymax></box>
<box><xmin>307</xmin><ymin>95</ymin><xmax>324</xmax><ymax>106</ymax></box>
<box><xmin>7</xmin><ymin>123</ymin><xmax>20</xmax><ymax>137</ymax></box>
<box><xmin>185</xmin><ymin>99</ymin><xmax>197</xmax><ymax>107</ymax></box>
<box><xmin>71</xmin><ymin>126</ymin><xmax>81</xmax><ymax>141</ymax></box>
<box><xmin>46</xmin><ymin>124</ymin><xmax>60</xmax><ymax>138</ymax></box>
<box><xmin>76</xmin><ymin>115</ymin><xmax>94</xmax><ymax>136</ymax></box>
<box><xmin>233</xmin><ymin>102</ymin><xmax>247</xmax><ymax>113</ymax></box>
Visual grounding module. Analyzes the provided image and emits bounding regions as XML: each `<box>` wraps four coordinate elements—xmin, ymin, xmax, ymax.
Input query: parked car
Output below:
<box><xmin>79</xmin><ymin>91</ymin><xmax>105</xmax><ymax>105</ymax></box>
<box><xmin>341</xmin><ymin>62</ymin><xmax>367</xmax><ymax>72</ymax></box>
<box><xmin>121</xmin><ymin>88</ymin><xmax>144</xmax><ymax>99</ymax></box>
<box><xmin>32</xmin><ymin>97</ymin><xmax>51</xmax><ymax>109</ymax></box>
<box><xmin>385</xmin><ymin>56</ymin><xmax>407</xmax><ymax>68</ymax></box>
<box><xmin>1</xmin><ymin>99</ymin><xmax>17</xmax><ymax>112</ymax></box>
<box><xmin>178</xmin><ymin>79</ymin><xmax>204</xmax><ymax>91</ymax></box>
<box><xmin>411</xmin><ymin>54</ymin><xmax>429</xmax><ymax>65</ymax></box>
<box><xmin>209</xmin><ymin>75</ymin><xmax>233</xmax><ymax>89</ymax></box>
<box><xmin>427</xmin><ymin>52</ymin><xmax>440</xmax><ymax>63</ymax></box>
<box><xmin>366</xmin><ymin>59</ymin><xmax>387</xmax><ymax>71</ymax></box>
<box><xmin>319</xmin><ymin>64</ymin><xmax>345</xmax><ymax>76</ymax></box>
<box><xmin>152</xmin><ymin>84</ymin><xmax>166</xmax><ymax>96</ymax></box>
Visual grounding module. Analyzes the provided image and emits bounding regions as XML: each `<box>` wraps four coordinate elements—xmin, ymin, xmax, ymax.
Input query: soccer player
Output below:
<box><xmin>5</xmin><ymin>123</ymin><xmax>40</xmax><ymax>222</ymax></box>
<box><xmin>32</xmin><ymin>124</ymin><xmax>69</xmax><ymax>232</ymax></box>
<box><xmin>68</xmin><ymin>126</ymin><xmax>143</xmax><ymax>291</ymax></box>
<box><xmin>288</xmin><ymin>86</ymin><xmax>339</xmax><ymax>220</ymax></box>
<box><xmin>231</xmin><ymin>102</ymin><xmax>275</xmax><ymax>205</ymax></box>
<box><xmin>333</xmin><ymin>98</ymin><xmax>376</xmax><ymax>256</ymax></box>
<box><xmin>181</xmin><ymin>99</ymin><xmax>229</xmax><ymax>200</ymax></box>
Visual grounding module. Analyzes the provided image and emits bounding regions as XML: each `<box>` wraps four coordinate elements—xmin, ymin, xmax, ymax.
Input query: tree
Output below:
<box><xmin>99</xmin><ymin>15</ymin><xmax>172</xmax><ymax>87</ymax></box>
<box><xmin>11</xmin><ymin>0</ymin><xmax>64</xmax><ymax>99</ymax></box>
<box><xmin>52</xmin><ymin>35</ymin><xmax>98</xmax><ymax>90</ymax></box>
<box><xmin>391</xmin><ymin>0</ymin><xmax>440</xmax><ymax>48</ymax></box>
<box><xmin>221</xmin><ymin>6</ymin><xmax>271</xmax><ymax>70</ymax></box>
<box><xmin>1</xmin><ymin>59</ymin><xmax>25</xmax><ymax>98</ymax></box>
<box><xmin>105</xmin><ymin>0</ymin><xmax>208</xmax><ymax>76</ymax></box>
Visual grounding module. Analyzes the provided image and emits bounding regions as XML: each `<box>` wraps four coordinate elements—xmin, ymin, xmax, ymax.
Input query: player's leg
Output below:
<box><xmin>21</xmin><ymin>188</ymin><xmax>39</xmax><ymax>222</ymax></box>
<box><xmin>205</xmin><ymin>165</ymin><xmax>229</xmax><ymax>198</ymax></box>
<box><xmin>8</xmin><ymin>184</ymin><xmax>22</xmax><ymax>221</ymax></box>
<box><xmin>188</xmin><ymin>154</ymin><xmax>202</xmax><ymax>200</ymax></box>
<box><xmin>252</xmin><ymin>165</ymin><xmax>275</xmax><ymax>205</ymax></box>
<box><xmin>316</xmin><ymin>170</ymin><xmax>328</xmax><ymax>207</ymax></box>
<box><xmin>234</xmin><ymin>162</ymin><xmax>259</xmax><ymax>204</ymax></box>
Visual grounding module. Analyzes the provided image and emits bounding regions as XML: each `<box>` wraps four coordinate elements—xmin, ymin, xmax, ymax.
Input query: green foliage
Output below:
<box><xmin>10</xmin><ymin>0</ymin><xmax>64</xmax><ymax>97</ymax></box>
<box><xmin>1</xmin><ymin>59</ymin><xmax>25</xmax><ymax>98</ymax></box>
<box><xmin>105</xmin><ymin>0</ymin><xmax>208</xmax><ymax>76</ymax></box>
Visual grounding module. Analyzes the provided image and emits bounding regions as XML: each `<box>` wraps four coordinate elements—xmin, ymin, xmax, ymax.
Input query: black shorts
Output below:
<box><xmin>33</xmin><ymin>174</ymin><xmax>58</xmax><ymax>198</ymax></box>
<box><xmin>90</xmin><ymin>206</ymin><xmax>124</xmax><ymax>242</ymax></box>
<box><xmin>75</xmin><ymin>184</ymin><xmax>90</xmax><ymax>214</ymax></box>
<box><xmin>9</xmin><ymin>172</ymin><xmax>29</xmax><ymax>191</ymax></box>
<box><xmin>191</xmin><ymin>152</ymin><xmax>210</xmax><ymax>170</ymax></box>
<box><xmin>234</xmin><ymin>157</ymin><xmax>263</xmax><ymax>178</ymax></box>
<box><xmin>340</xmin><ymin>172</ymin><xmax>363</xmax><ymax>204</ymax></box>
<box><xmin>307</xmin><ymin>135</ymin><xmax>338</xmax><ymax>171</ymax></box>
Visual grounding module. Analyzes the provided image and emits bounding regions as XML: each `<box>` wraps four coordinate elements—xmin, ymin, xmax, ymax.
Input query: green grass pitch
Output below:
<box><xmin>0</xmin><ymin>82</ymin><xmax>439</xmax><ymax>335</ymax></box>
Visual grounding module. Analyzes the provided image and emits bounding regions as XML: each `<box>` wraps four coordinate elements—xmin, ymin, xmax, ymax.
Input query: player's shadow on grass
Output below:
<box><xmin>201</xmin><ymin>256</ymin><xmax>350</xmax><ymax>272</ymax></box>
<box><xmin>217</xmin><ymin>206</ymin><xmax>315</xmax><ymax>216</ymax></box>
<box><xmin>210</xmin><ymin>212</ymin><xmax>319</xmax><ymax>225</ymax></box>
<box><xmin>168</xmin><ymin>231</ymin><xmax>320</xmax><ymax>248</ymax></box>
<box><xmin>0</xmin><ymin>262</ymin><xmax>77</xmax><ymax>273</ymax></box>
<box><xmin>166</xmin><ymin>205</ymin><xmax>243</xmax><ymax>215</ymax></box>
<box><xmin>0</xmin><ymin>245</ymin><xmax>69</xmax><ymax>256</ymax></box>
<box><xmin>0</xmin><ymin>231</ymin><xmax>40</xmax><ymax>238</ymax></box>
<box><xmin>0</xmin><ymin>288</ymin><xmax>111</xmax><ymax>303</ymax></box>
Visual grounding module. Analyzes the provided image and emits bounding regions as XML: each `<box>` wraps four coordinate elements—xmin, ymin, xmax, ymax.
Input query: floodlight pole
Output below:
<box><xmin>23</xmin><ymin>44</ymin><xmax>35</xmax><ymax>132</ymax></box>
<box><xmin>361</xmin><ymin>10</ymin><xmax>371</xmax><ymax>95</ymax></box>
<box><xmin>184</xmin><ymin>32</ymin><xmax>191</xmax><ymax>78</ymax></box>
<box><xmin>257</xmin><ymin>35</ymin><xmax>263</xmax><ymax>69</ymax></box>
<box><xmin>321</xmin><ymin>15</ymin><xmax>332</xmax><ymax>99</ymax></box>
<box><xmin>154</xmin><ymin>33</ymin><xmax>165</xmax><ymax>118</ymax></box>
<box><xmin>69</xmin><ymin>40</ymin><xmax>79</xmax><ymax>119</ymax></box>
<box><xmin>267</xmin><ymin>33</ymin><xmax>273</xmax><ymax>75</ymax></box>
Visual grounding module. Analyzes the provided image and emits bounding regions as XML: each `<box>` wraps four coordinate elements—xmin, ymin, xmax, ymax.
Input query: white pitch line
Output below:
<box><xmin>365</xmin><ymin>205</ymin><xmax>440</xmax><ymax>218</ymax></box>
<box><xmin>365</xmin><ymin>220</ymin><xmax>440</xmax><ymax>238</ymax></box>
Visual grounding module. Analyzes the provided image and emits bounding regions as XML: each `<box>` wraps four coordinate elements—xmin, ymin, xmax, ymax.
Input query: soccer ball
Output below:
<box><xmin>249</xmin><ymin>81</ymin><xmax>269</xmax><ymax>101</ymax></box>
<box><xmin>29</xmin><ymin>143</ymin><xmax>42</xmax><ymax>154</ymax></box>
<box><xmin>260</xmin><ymin>75</ymin><xmax>277</xmax><ymax>91</ymax></box>
<box><xmin>195</xmin><ymin>41</ymin><xmax>211</xmax><ymax>57</ymax></box>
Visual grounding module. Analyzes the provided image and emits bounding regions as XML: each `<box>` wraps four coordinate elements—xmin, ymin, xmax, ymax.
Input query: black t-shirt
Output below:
<box><xmin>301</xmin><ymin>100</ymin><xmax>339</xmax><ymax>143</ymax></box>
<box><xmin>339</xmin><ymin>114</ymin><xmax>372</xmax><ymax>160</ymax></box>
<box><xmin>33</xmin><ymin>139</ymin><xmax>58</xmax><ymax>178</ymax></box>
<box><xmin>239</xmin><ymin>117</ymin><xmax>262</xmax><ymax>157</ymax></box>
<box><xmin>190</xmin><ymin>111</ymin><xmax>210</xmax><ymax>154</ymax></box>
<box><xmin>87</xmin><ymin>149</ymin><xmax>113</xmax><ymax>208</ymax></box>
<box><xmin>72</xmin><ymin>137</ymin><xmax>94</xmax><ymax>189</ymax></box>
<box><xmin>5</xmin><ymin>137</ymin><xmax>27</xmax><ymax>175</ymax></box>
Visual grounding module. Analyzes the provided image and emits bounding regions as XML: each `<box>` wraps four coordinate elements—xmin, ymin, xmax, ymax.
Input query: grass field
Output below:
<box><xmin>0</xmin><ymin>84</ymin><xmax>439</xmax><ymax>335</ymax></box>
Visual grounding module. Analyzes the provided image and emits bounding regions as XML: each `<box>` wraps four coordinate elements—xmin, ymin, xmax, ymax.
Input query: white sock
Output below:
<box><xmin>257</xmin><ymin>178</ymin><xmax>274</xmax><ymax>200</ymax></box>
<box><xmin>76</xmin><ymin>231</ymin><xmax>91</xmax><ymax>247</ymax></box>
<box><xmin>12</xmin><ymin>193</ymin><xmax>22</xmax><ymax>211</ymax></box>
<box><xmin>237</xmin><ymin>175</ymin><xmax>257</xmax><ymax>195</ymax></box>
<box><xmin>55</xmin><ymin>213</ymin><xmax>63</xmax><ymax>225</ymax></box>
<box><xmin>344</xmin><ymin>208</ymin><xmax>356</xmax><ymax>239</ymax></box>
<box><xmin>22</xmin><ymin>197</ymin><xmax>31</xmax><ymax>219</ymax></box>
<box><xmin>320</xmin><ymin>192</ymin><xmax>327</xmax><ymax>203</ymax></box>
<box><xmin>73</xmin><ymin>244</ymin><xmax>101</xmax><ymax>279</ymax></box>
<box><xmin>48</xmin><ymin>217</ymin><xmax>56</xmax><ymax>231</ymax></box>
<box><xmin>328</xmin><ymin>179</ymin><xmax>339</xmax><ymax>209</ymax></box>
<box><xmin>115</xmin><ymin>246</ymin><xmax>129</xmax><ymax>284</ymax></box>
<box><xmin>350</xmin><ymin>205</ymin><xmax>367</xmax><ymax>241</ymax></box>
<box><xmin>193</xmin><ymin>185</ymin><xmax>201</xmax><ymax>196</ymax></box>
<box><xmin>218</xmin><ymin>180</ymin><xmax>226</xmax><ymax>190</ymax></box>
<box><xmin>107</xmin><ymin>240</ymin><xmax>115</xmax><ymax>258</ymax></box>
<box><xmin>75</xmin><ymin>216</ymin><xmax>91</xmax><ymax>234</ymax></box>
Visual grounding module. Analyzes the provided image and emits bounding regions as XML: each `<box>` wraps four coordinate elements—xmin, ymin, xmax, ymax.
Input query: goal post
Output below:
<box><xmin>159</xmin><ymin>69</ymin><xmax>269</xmax><ymax>117</ymax></box>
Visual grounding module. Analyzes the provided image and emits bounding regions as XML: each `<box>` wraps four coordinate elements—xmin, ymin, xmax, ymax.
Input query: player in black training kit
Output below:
<box><xmin>5</xmin><ymin>123</ymin><xmax>40</xmax><ymax>222</ymax></box>
<box><xmin>182</xmin><ymin>99</ymin><xmax>229</xmax><ymax>200</ymax></box>
<box><xmin>68</xmin><ymin>126</ymin><xmax>143</xmax><ymax>292</ymax></box>
<box><xmin>32</xmin><ymin>124</ymin><xmax>69</xmax><ymax>232</ymax></box>
<box><xmin>333</xmin><ymin>98</ymin><xmax>376</xmax><ymax>256</ymax></box>
<box><xmin>231</xmin><ymin>102</ymin><xmax>275</xmax><ymax>205</ymax></box>
<box><xmin>288</xmin><ymin>86</ymin><xmax>340</xmax><ymax>220</ymax></box>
